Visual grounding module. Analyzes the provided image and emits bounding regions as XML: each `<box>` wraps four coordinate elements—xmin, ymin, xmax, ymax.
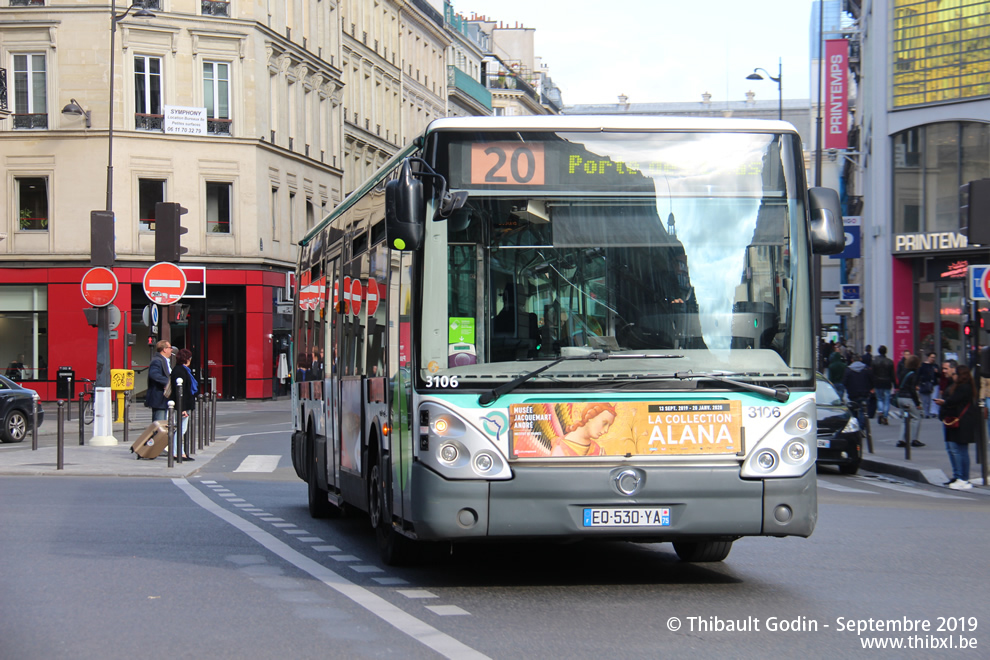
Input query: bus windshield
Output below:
<box><xmin>418</xmin><ymin>129</ymin><xmax>814</xmax><ymax>386</ymax></box>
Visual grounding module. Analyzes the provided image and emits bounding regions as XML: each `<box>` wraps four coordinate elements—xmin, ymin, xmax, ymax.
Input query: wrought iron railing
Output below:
<box><xmin>135</xmin><ymin>113</ymin><xmax>164</xmax><ymax>131</ymax></box>
<box><xmin>201</xmin><ymin>0</ymin><xmax>229</xmax><ymax>16</ymax></box>
<box><xmin>10</xmin><ymin>0</ymin><xmax>47</xmax><ymax>7</ymax></box>
<box><xmin>13</xmin><ymin>113</ymin><xmax>48</xmax><ymax>129</ymax></box>
<box><xmin>0</xmin><ymin>68</ymin><xmax>7</xmax><ymax>114</ymax></box>
<box><xmin>207</xmin><ymin>118</ymin><xmax>232</xmax><ymax>135</ymax></box>
<box><xmin>135</xmin><ymin>0</ymin><xmax>161</xmax><ymax>8</ymax></box>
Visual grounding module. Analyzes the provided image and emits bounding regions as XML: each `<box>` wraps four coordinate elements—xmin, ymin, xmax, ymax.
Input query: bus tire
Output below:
<box><xmin>307</xmin><ymin>433</ymin><xmax>339</xmax><ymax>519</ymax></box>
<box><xmin>369</xmin><ymin>447</ymin><xmax>418</xmax><ymax>565</ymax></box>
<box><xmin>673</xmin><ymin>540</ymin><xmax>733</xmax><ymax>562</ymax></box>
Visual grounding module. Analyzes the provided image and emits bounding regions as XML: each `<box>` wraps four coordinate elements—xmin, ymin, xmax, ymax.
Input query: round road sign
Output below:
<box><xmin>143</xmin><ymin>262</ymin><xmax>187</xmax><ymax>305</ymax></box>
<box><xmin>366</xmin><ymin>278</ymin><xmax>380</xmax><ymax>316</ymax></box>
<box><xmin>81</xmin><ymin>267</ymin><xmax>119</xmax><ymax>307</ymax></box>
<box><xmin>350</xmin><ymin>278</ymin><xmax>364</xmax><ymax>315</ymax></box>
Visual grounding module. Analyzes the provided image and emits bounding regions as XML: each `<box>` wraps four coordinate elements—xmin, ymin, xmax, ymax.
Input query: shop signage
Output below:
<box><xmin>163</xmin><ymin>105</ymin><xmax>207</xmax><ymax>136</ymax></box>
<box><xmin>894</xmin><ymin>231</ymin><xmax>968</xmax><ymax>253</ymax></box>
<box><xmin>825</xmin><ymin>39</ymin><xmax>849</xmax><ymax>151</ymax></box>
<box><xmin>840</xmin><ymin>284</ymin><xmax>860</xmax><ymax>301</ymax></box>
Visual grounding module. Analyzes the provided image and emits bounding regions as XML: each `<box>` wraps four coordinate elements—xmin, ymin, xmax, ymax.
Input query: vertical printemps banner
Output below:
<box><xmin>825</xmin><ymin>39</ymin><xmax>849</xmax><ymax>151</ymax></box>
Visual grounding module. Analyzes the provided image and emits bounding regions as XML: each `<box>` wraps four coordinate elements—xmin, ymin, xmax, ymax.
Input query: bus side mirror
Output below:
<box><xmin>385</xmin><ymin>160</ymin><xmax>425</xmax><ymax>251</ymax></box>
<box><xmin>808</xmin><ymin>187</ymin><xmax>845</xmax><ymax>255</ymax></box>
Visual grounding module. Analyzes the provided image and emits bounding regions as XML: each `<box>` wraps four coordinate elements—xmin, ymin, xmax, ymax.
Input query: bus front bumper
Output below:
<box><xmin>408</xmin><ymin>463</ymin><xmax>816</xmax><ymax>541</ymax></box>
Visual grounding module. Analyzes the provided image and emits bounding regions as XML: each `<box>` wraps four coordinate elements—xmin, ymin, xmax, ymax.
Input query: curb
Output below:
<box><xmin>860</xmin><ymin>456</ymin><xmax>948</xmax><ymax>486</ymax></box>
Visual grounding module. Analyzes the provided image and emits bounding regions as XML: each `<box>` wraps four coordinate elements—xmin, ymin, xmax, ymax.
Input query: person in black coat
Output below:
<box><xmin>895</xmin><ymin>354</ymin><xmax>924</xmax><ymax>447</ymax></box>
<box><xmin>169</xmin><ymin>348</ymin><xmax>197</xmax><ymax>461</ymax></box>
<box><xmin>144</xmin><ymin>340</ymin><xmax>172</xmax><ymax>421</ymax></box>
<box><xmin>935</xmin><ymin>364</ymin><xmax>978</xmax><ymax>489</ymax></box>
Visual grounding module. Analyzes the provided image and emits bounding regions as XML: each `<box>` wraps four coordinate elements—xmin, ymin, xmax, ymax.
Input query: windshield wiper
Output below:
<box><xmin>478</xmin><ymin>353</ymin><xmax>683</xmax><ymax>406</ymax></box>
<box><xmin>673</xmin><ymin>371</ymin><xmax>790</xmax><ymax>403</ymax></box>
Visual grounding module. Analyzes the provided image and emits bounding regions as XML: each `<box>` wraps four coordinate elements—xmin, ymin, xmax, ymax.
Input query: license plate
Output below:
<box><xmin>817</xmin><ymin>439</ymin><xmax>831</xmax><ymax>448</ymax></box>
<box><xmin>583</xmin><ymin>507</ymin><xmax>670</xmax><ymax>527</ymax></box>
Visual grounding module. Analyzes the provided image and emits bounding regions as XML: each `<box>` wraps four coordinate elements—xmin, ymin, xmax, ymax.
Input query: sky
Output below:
<box><xmin>453</xmin><ymin>0</ymin><xmax>821</xmax><ymax>107</ymax></box>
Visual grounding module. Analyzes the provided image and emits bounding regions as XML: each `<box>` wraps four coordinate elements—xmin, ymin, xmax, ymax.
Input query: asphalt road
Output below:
<box><xmin>2</xmin><ymin>410</ymin><xmax>988</xmax><ymax>659</ymax></box>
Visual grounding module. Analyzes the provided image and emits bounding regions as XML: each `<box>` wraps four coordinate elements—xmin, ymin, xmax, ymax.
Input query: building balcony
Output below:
<box><xmin>485</xmin><ymin>72</ymin><xmax>539</xmax><ymax>105</ymax></box>
<box><xmin>448</xmin><ymin>66</ymin><xmax>491</xmax><ymax>110</ymax></box>
<box><xmin>201</xmin><ymin>0</ymin><xmax>230</xmax><ymax>16</ymax></box>
<box><xmin>0</xmin><ymin>67</ymin><xmax>7</xmax><ymax>116</ymax></box>
<box><xmin>207</xmin><ymin>118</ymin><xmax>232</xmax><ymax>135</ymax></box>
<box><xmin>12</xmin><ymin>113</ymin><xmax>48</xmax><ymax>129</ymax></box>
<box><xmin>135</xmin><ymin>113</ymin><xmax>164</xmax><ymax>131</ymax></box>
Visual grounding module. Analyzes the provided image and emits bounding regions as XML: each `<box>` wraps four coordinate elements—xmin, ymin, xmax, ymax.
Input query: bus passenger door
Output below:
<box><xmin>326</xmin><ymin>253</ymin><xmax>341</xmax><ymax>492</ymax></box>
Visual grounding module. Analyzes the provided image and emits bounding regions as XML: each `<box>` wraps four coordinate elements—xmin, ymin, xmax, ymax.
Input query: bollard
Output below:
<box><xmin>123</xmin><ymin>392</ymin><xmax>129</xmax><ymax>447</ymax></box>
<box><xmin>31</xmin><ymin>395</ymin><xmax>39</xmax><ymax>451</ymax></box>
<box><xmin>196</xmin><ymin>394</ymin><xmax>204</xmax><ymax>451</ymax></box>
<box><xmin>79</xmin><ymin>392</ymin><xmax>85</xmax><ymax>446</ymax></box>
<box><xmin>210</xmin><ymin>392</ymin><xmax>218</xmax><ymax>444</ymax></box>
<box><xmin>57</xmin><ymin>400</ymin><xmax>65</xmax><ymax>470</ymax></box>
<box><xmin>200</xmin><ymin>394</ymin><xmax>208</xmax><ymax>447</ymax></box>
<box><xmin>167</xmin><ymin>401</ymin><xmax>175</xmax><ymax>468</ymax></box>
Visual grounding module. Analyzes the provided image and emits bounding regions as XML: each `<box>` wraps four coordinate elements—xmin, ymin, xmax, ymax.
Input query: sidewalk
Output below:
<box><xmin>856</xmin><ymin>409</ymin><xmax>990</xmax><ymax>489</ymax></box>
<box><xmin>2</xmin><ymin>399</ymin><xmax>988</xmax><ymax>487</ymax></box>
<box><xmin>0</xmin><ymin>399</ymin><xmax>289</xmax><ymax>478</ymax></box>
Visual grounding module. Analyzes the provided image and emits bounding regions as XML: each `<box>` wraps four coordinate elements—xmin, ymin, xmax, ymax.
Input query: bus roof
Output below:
<box><xmin>422</xmin><ymin>114</ymin><xmax>799</xmax><ymax>135</ymax></box>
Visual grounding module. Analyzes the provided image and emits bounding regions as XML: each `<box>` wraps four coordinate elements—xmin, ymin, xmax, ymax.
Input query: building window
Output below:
<box><xmin>134</xmin><ymin>55</ymin><xmax>163</xmax><ymax>130</ymax></box>
<box><xmin>206</xmin><ymin>182</ymin><xmax>231</xmax><ymax>233</ymax></box>
<box><xmin>12</xmin><ymin>53</ymin><xmax>47</xmax><ymax>129</ymax></box>
<box><xmin>9</xmin><ymin>1</ymin><xmax>47</xmax><ymax>7</ymax></box>
<box><xmin>139</xmin><ymin>178</ymin><xmax>166</xmax><ymax>231</ymax></box>
<box><xmin>203</xmin><ymin>61</ymin><xmax>231</xmax><ymax>135</ymax></box>
<box><xmin>16</xmin><ymin>177</ymin><xmax>48</xmax><ymax>231</ymax></box>
<box><xmin>0</xmin><ymin>285</ymin><xmax>48</xmax><ymax>383</ymax></box>
<box><xmin>201</xmin><ymin>0</ymin><xmax>230</xmax><ymax>16</ymax></box>
<box><xmin>271</xmin><ymin>187</ymin><xmax>279</xmax><ymax>243</ymax></box>
<box><xmin>135</xmin><ymin>0</ymin><xmax>160</xmax><ymax>8</ymax></box>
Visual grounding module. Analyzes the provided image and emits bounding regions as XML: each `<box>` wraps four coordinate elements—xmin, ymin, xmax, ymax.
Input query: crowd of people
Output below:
<box><xmin>823</xmin><ymin>341</ymin><xmax>980</xmax><ymax>490</ymax></box>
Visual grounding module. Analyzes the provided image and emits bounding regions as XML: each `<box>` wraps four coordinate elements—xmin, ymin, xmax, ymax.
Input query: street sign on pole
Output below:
<box><xmin>143</xmin><ymin>262</ymin><xmax>187</xmax><ymax>305</ymax></box>
<box><xmin>840</xmin><ymin>284</ymin><xmax>861</xmax><ymax>301</ymax></box>
<box><xmin>81</xmin><ymin>267</ymin><xmax>119</xmax><ymax>307</ymax></box>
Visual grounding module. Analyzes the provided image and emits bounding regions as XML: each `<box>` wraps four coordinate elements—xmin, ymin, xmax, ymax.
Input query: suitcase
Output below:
<box><xmin>130</xmin><ymin>421</ymin><xmax>170</xmax><ymax>459</ymax></box>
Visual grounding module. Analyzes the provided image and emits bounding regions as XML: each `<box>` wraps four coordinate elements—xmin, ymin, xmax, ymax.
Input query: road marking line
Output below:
<box><xmin>857</xmin><ymin>479</ymin><xmax>966</xmax><ymax>499</ymax></box>
<box><xmin>271</xmin><ymin>523</ymin><xmax>296</xmax><ymax>528</ymax></box>
<box><xmin>233</xmin><ymin>503</ymin><xmax>253</xmax><ymax>508</ymax></box>
<box><xmin>373</xmin><ymin>577</ymin><xmax>409</xmax><ymax>586</ymax></box>
<box><xmin>398</xmin><ymin>590</ymin><xmax>438</xmax><ymax>599</ymax></box>
<box><xmin>173</xmin><ymin>479</ymin><xmax>489</xmax><ymax>660</ymax></box>
<box><xmin>312</xmin><ymin>545</ymin><xmax>341</xmax><ymax>552</ymax></box>
<box><xmin>817</xmin><ymin>479</ymin><xmax>875</xmax><ymax>494</ymax></box>
<box><xmin>329</xmin><ymin>554</ymin><xmax>360</xmax><ymax>562</ymax></box>
<box><xmin>426</xmin><ymin>605</ymin><xmax>470</xmax><ymax>616</ymax></box>
<box><xmin>298</xmin><ymin>537</ymin><xmax>324</xmax><ymax>543</ymax></box>
<box><xmin>284</xmin><ymin>529</ymin><xmax>307</xmax><ymax>535</ymax></box>
<box><xmin>351</xmin><ymin>565</ymin><xmax>385</xmax><ymax>573</ymax></box>
<box><xmin>234</xmin><ymin>454</ymin><xmax>281</xmax><ymax>473</ymax></box>
<box><xmin>260</xmin><ymin>517</ymin><xmax>284</xmax><ymax>522</ymax></box>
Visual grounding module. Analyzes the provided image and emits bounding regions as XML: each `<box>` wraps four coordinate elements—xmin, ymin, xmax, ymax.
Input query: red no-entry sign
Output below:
<box><xmin>366</xmin><ymin>278</ymin><xmax>380</xmax><ymax>316</ymax></box>
<box><xmin>81</xmin><ymin>267</ymin><xmax>119</xmax><ymax>307</ymax></box>
<box><xmin>143</xmin><ymin>262</ymin><xmax>187</xmax><ymax>305</ymax></box>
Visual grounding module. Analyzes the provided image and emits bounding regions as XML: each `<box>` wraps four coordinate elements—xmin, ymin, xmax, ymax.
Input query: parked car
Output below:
<box><xmin>0</xmin><ymin>374</ymin><xmax>44</xmax><ymax>443</ymax></box>
<box><xmin>815</xmin><ymin>374</ymin><xmax>863</xmax><ymax>475</ymax></box>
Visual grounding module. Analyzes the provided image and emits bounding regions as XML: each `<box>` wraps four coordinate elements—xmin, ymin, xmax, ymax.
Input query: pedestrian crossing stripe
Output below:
<box><xmin>234</xmin><ymin>455</ymin><xmax>281</xmax><ymax>472</ymax></box>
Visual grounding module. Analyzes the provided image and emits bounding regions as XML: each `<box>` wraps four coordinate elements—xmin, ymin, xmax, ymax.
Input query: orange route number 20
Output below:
<box><xmin>470</xmin><ymin>143</ymin><xmax>545</xmax><ymax>186</ymax></box>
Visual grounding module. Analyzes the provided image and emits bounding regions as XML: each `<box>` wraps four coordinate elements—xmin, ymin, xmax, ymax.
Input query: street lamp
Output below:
<box><xmin>746</xmin><ymin>58</ymin><xmax>783</xmax><ymax>121</ymax></box>
<box><xmin>61</xmin><ymin>99</ymin><xmax>91</xmax><ymax>128</ymax></box>
<box><xmin>90</xmin><ymin>1</ymin><xmax>154</xmax><ymax>446</ymax></box>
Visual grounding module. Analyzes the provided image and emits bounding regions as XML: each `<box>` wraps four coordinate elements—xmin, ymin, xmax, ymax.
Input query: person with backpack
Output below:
<box><xmin>895</xmin><ymin>354</ymin><xmax>925</xmax><ymax>447</ymax></box>
<box><xmin>871</xmin><ymin>345</ymin><xmax>896</xmax><ymax>425</ymax></box>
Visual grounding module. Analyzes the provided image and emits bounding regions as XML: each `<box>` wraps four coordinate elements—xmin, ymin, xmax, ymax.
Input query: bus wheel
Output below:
<box><xmin>673</xmin><ymin>540</ymin><xmax>733</xmax><ymax>562</ymax></box>
<box><xmin>307</xmin><ymin>435</ymin><xmax>339</xmax><ymax>519</ymax></box>
<box><xmin>369</xmin><ymin>452</ymin><xmax>417</xmax><ymax>565</ymax></box>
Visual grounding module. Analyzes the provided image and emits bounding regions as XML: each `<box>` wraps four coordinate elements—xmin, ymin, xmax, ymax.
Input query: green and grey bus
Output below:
<box><xmin>290</xmin><ymin>116</ymin><xmax>844</xmax><ymax>565</ymax></box>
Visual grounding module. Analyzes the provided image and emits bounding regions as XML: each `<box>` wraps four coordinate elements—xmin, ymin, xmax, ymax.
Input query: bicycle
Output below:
<box><xmin>78</xmin><ymin>379</ymin><xmax>119</xmax><ymax>425</ymax></box>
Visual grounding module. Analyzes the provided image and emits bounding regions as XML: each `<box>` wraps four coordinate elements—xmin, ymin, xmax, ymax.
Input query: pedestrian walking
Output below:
<box><xmin>934</xmin><ymin>363</ymin><xmax>977</xmax><ymax>489</ymax></box>
<box><xmin>861</xmin><ymin>345</ymin><xmax>873</xmax><ymax>367</ymax></box>
<box><xmin>842</xmin><ymin>354</ymin><xmax>874</xmax><ymax>425</ymax></box>
<box><xmin>917</xmin><ymin>352</ymin><xmax>938</xmax><ymax>418</ymax></box>
<box><xmin>168</xmin><ymin>348</ymin><xmax>197</xmax><ymax>461</ymax></box>
<box><xmin>871</xmin><ymin>345</ymin><xmax>895</xmax><ymax>425</ymax></box>
<box><xmin>827</xmin><ymin>347</ymin><xmax>848</xmax><ymax>400</ymax></box>
<box><xmin>895</xmin><ymin>354</ymin><xmax>924</xmax><ymax>447</ymax></box>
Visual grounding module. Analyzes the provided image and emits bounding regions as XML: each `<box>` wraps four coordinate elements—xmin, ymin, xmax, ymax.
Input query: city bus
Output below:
<box><xmin>290</xmin><ymin>116</ymin><xmax>844</xmax><ymax>565</ymax></box>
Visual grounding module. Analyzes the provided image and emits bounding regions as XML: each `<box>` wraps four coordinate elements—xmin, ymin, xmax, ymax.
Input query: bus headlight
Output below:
<box><xmin>439</xmin><ymin>443</ymin><xmax>458</xmax><ymax>463</ymax></box>
<box><xmin>756</xmin><ymin>450</ymin><xmax>777</xmax><ymax>470</ymax></box>
<box><xmin>783</xmin><ymin>440</ymin><xmax>807</xmax><ymax>463</ymax></box>
<box><xmin>740</xmin><ymin>396</ymin><xmax>817</xmax><ymax>479</ymax></box>
<box><xmin>418</xmin><ymin>401</ymin><xmax>513</xmax><ymax>480</ymax></box>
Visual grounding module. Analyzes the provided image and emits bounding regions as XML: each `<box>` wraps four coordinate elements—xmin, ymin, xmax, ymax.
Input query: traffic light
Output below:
<box><xmin>91</xmin><ymin>210</ymin><xmax>115</xmax><ymax>267</ymax></box>
<box><xmin>962</xmin><ymin>178</ymin><xmax>990</xmax><ymax>245</ymax></box>
<box><xmin>155</xmin><ymin>202</ymin><xmax>189</xmax><ymax>263</ymax></box>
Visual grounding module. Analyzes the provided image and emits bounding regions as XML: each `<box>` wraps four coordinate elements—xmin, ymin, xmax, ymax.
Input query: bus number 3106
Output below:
<box><xmin>425</xmin><ymin>375</ymin><xmax>459</xmax><ymax>388</ymax></box>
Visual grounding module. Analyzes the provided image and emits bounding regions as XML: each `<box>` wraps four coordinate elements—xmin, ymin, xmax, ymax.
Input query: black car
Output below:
<box><xmin>815</xmin><ymin>375</ymin><xmax>863</xmax><ymax>475</ymax></box>
<box><xmin>0</xmin><ymin>374</ymin><xmax>44</xmax><ymax>443</ymax></box>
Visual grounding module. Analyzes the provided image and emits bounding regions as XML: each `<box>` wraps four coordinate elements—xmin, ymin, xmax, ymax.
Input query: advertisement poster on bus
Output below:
<box><xmin>509</xmin><ymin>401</ymin><xmax>742</xmax><ymax>458</ymax></box>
